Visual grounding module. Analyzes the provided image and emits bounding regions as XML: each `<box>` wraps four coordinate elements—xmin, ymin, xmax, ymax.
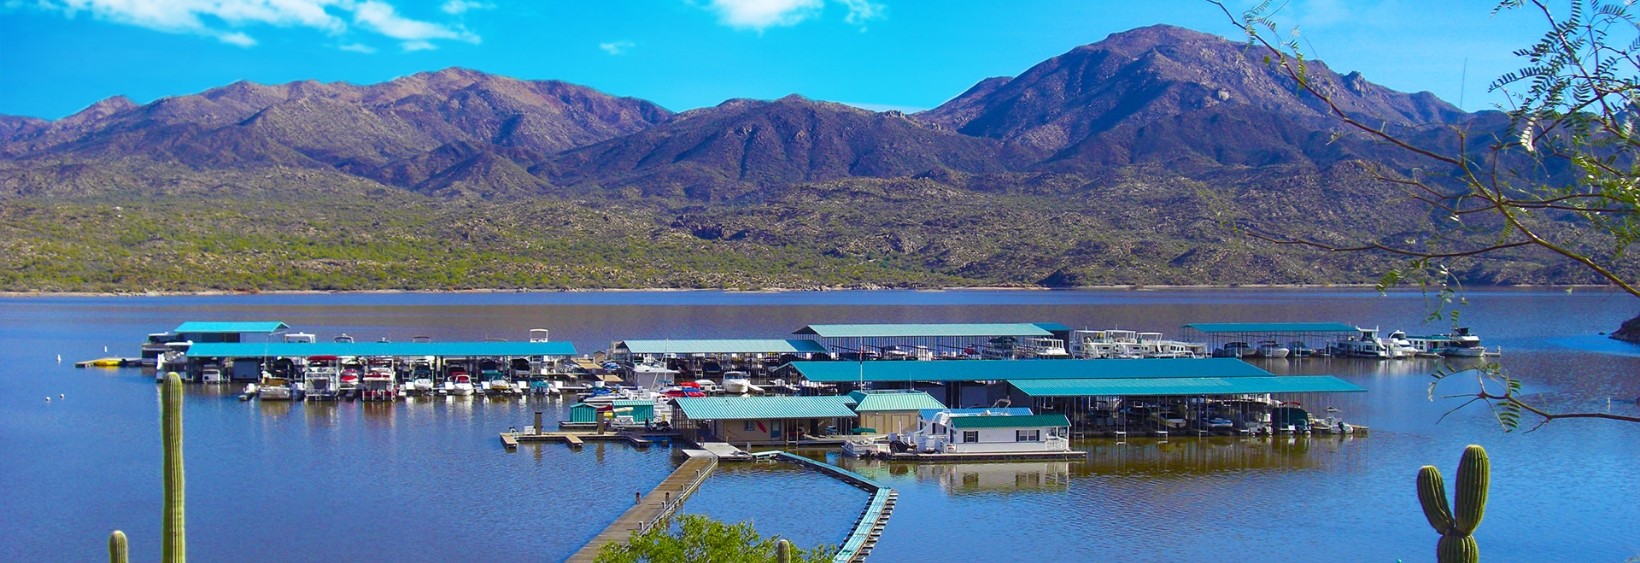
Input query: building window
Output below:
<box><xmin>1016</xmin><ymin>429</ymin><xmax>1041</xmax><ymax>442</ymax></box>
<box><xmin>743</xmin><ymin>421</ymin><xmax>753</xmax><ymax>432</ymax></box>
<box><xmin>962</xmin><ymin>431</ymin><xmax>979</xmax><ymax>443</ymax></box>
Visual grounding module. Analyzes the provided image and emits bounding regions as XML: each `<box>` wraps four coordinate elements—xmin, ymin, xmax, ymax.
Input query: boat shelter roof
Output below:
<box><xmin>174</xmin><ymin>321</ymin><xmax>289</xmax><ymax>334</ymax></box>
<box><xmin>949</xmin><ymin>413</ymin><xmax>1070</xmax><ymax>429</ymax></box>
<box><xmin>673</xmin><ymin>396</ymin><xmax>859</xmax><ymax>420</ymax></box>
<box><xmin>1032</xmin><ymin>322</ymin><xmax>1073</xmax><ymax>332</ymax></box>
<box><xmin>921</xmin><ymin>407</ymin><xmax>1034</xmax><ymax>418</ymax></box>
<box><xmin>846</xmin><ymin>390</ymin><xmax>947</xmax><ymax>412</ymax></box>
<box><xmin>1010</xmin><ymin>375</ymin><xmax>1365</xmax><ymax>397</ymax></box>
<box><xmin>792</xmin><ymin>323</ymin><xmax>1054</xmax><ymax>338</ymax></box>
<box><xmin>789</xmin><ymin>358</ymin><xmax>1271</xmax><ymax>383</ymax></box>
<box><xmin>185</xmin><ymin>341</ymin><xmax>577</xmax><ymax>358</ymax></box>
<box><xmin>1182</xmin><ymin>322</ymin><xmax>1358</xmax><ymax>334</ymax></box>
<box><xmin>615</xmin><ymin>339</ymin><xmax>827</xmax><ymax>355</ymax></box>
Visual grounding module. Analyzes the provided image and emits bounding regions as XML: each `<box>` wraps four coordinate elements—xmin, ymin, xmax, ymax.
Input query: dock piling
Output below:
<box><xmin>533</xmin><ymin>411</ymin><xmax>543</xmax><ymax>435</ymax></box>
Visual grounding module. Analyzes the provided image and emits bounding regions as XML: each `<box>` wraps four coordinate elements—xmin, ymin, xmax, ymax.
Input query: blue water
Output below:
<box><xmin>2</xmin><ymin>289</ymin><xmax>1637</xmax><ymax>562</ymax></box>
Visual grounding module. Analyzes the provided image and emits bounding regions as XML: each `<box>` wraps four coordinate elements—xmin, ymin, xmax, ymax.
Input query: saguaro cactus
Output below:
<box><xmin>108</xmin><ymin>530</ymin><xmax>128</xmax><ymax>563</ymax></box>
<box><xmin>776</xmin><ymin>538</ymin><xmax>792</xmax><ymax>563</ymax></box>
<box><xmin>162</xmin><ymin>372</ymin><xmax>186</xmax><ymax>563</ymax></box>
<box><xmin>1417</xmin><ymin>445</ymin><xmax>1489</xmax><ymax>563</ymax></box>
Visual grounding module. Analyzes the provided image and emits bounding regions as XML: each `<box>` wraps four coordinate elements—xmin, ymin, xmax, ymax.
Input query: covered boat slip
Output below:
<box><xmin>182</xmin><ymin>341</ymin><xmax>579</xmax><ymax>381</ymax></box>
<box><xmin>792</xmin><ymin>322</ymin><xmax>1067</xmax><ymax>360</ymax></box>
<box><xmin>788</xmin><ymin>359</ymin><xmax>1364</xmax><ymax>434</ymax></box>
<box><xmin>1180</xmin><ymin>322</ymin><xmax>1360</xmax><ymax>351</ymax></box>
<box><xmin>608</xmin><ymin>339</ymin><xmax>827</xmax><ymax>379</ymax></box>
<box><xmin>170</xmin><ymin>321</ymin><xmax>291</xmax><ymax>343</ymax></box>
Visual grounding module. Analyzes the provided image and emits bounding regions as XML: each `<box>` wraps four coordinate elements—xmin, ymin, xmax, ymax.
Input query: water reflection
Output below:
<box><xmin>1074</xmin><ymin>435</ymin><xmax>1367</xmax><ymax>475</ymax></box>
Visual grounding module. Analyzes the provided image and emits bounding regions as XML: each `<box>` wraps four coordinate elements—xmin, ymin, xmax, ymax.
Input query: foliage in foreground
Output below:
<box><xmin>595</xmin><ymin>514</ymin><xmax>837</xmax><ymax>563</ymax></box>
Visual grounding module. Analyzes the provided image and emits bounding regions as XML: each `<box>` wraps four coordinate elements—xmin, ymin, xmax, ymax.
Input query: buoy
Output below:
<box><xmin>56</xmin><ymin>355</ymin><xmax>62</xmax><ymax>363</ymax></box>
<box><xmin>59</xmin><ymin>393</ymin><xmax>64</xmax><ymax>399</ymax></box>
<box><xmin>45</xmin><ymin>397</ymin><xmax>50</xmax><ymax>402</ymax></box>
<box><xmin>103</xmin><ymin>346</ymin><xmax>108</xmax><ymax>353</ymax></box>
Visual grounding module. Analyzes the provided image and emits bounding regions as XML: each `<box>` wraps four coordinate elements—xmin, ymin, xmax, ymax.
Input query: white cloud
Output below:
<box><xmin>440</xmin><ymin>0</ymin><xmax>490</xmax><ymax>15</ymax></box>
<box><xmin>599</xmin><ymin>40</ymin><xmax>635</xmax><ymax>55</ymax></box>
<box><xmin>700</xmin><ymin>0</ymin><xmax>884</xmax><ymax>31</ymax></box>
<box><xmin>218</xmin><ymin>31</ymin><xmax>257</xmax><ymax>46</ymax></box>
<box><xmin>338</xmin><ymin>42</ymin><xmax>376</xmax><ymax>53</ymax></box>
<box><xmin>704</xmin><ymin>0</ymin><xmax>823</xmax><ymax>30</ymax></box>
<box><xmin>837</xmin><ymin>0</ymin><xmax>882</xmax><ymax>25</ymax></box>
<box><xmin>400</xmin><ymin>40</ymin><xmax>436</xmax><ymax>52</ymax></box>
<box><xmin>36</xmin><ymin>0</ymin><xmax>478</xmax><ymax>50</ymax></box>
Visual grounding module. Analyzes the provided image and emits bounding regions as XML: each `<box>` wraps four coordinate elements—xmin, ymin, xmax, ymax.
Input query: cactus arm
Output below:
<box><xmin>777</xmin><ymin>538</ymin><xmax>792</xmax><ymax>563</ymax></box>
<box><xmin>1453</xmin><ymin>445</ymin><xmax>1489</xmax><ymax>534</ymax></box>
<box><xmin>1416</xmin><ymin>465</ymin><xmax>1456</xmax><ymax>535</ymax></box>
<box><xmin>109</xmin><ymin>530</ymin><xmax>128</xmax><ymax>563</ymax></box>
<box><xmin>162</xmin><ymin>372</ymin><xmax>186</xmax><ymax>563</ymax></box>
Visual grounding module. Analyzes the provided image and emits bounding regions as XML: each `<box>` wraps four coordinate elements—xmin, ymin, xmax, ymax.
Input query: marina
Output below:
<box><xmin>9</xmin><ymin>289</ymin><xmax>1639</xmax><ymax>563</ymax></box>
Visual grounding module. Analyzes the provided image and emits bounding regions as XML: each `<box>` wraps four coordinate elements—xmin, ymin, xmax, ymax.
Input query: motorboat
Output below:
<box><xmin>362</xmin><ymin>367</ymin><xmax>396</xmax><ymax>401</ymax></box>
<box><xmin>723</xmin><ymin>377</ymin><xmax>764</xmax><ymax>395</ymax></box>
<box><xmin>1251</xmin><ymin>340</ymin><xmax>1290</xmax><ymax>358</ymax></box>
<box><xmin>338</xmin><ymin>360</ymin><xmax>363</xmax><ymax>398</ymax></box>
<box><xmin>407</xmin><ymin>362</ymin><xmax>435</xmax><ymax>395</ymax></box>
<box><xmin>482</xmin><ymin>369</ymin><xmax>513</xmax><ymax>394</ymax></box>
<box><xmin>446</xmin><ymin>368</ymin><xmax>475</xmax><ymax>396</ymax></box>
<box><xmin>1287</xmin><ymin>341</ymin><xmax>1316</xmax><ymax>358</ymax></box>
<box><xmin>1384</xmin><ymin>331</ymin><xmax>1416</xmax><ymax>359</ymax></box>
<box><xmin>1441</xmin><ymin>327</ymin><xmax>1487</xmax><ymax>357</ymax></box>
<box><xmin>1215</xmin><ymin>341</ymin><xmax>1254</xmax><ymax>358</ymax></box>
<box><xmin>257</xmin><ymin>374</ymin><xmax>294</xmax><ymax>400</ymax></box>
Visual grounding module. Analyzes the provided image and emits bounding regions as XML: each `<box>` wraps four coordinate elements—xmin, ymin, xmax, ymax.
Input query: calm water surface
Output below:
<box><xmin>2</xmin><ymin>289</ymin><xmax>1637</xmax><ymax>562</ymax></box>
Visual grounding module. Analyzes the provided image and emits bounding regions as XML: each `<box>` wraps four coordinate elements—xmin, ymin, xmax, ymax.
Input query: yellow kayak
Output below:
<box><xmin>89</xmin><ymin>358</ymin><xmax>123</xmax><ymax>367</ymax></box>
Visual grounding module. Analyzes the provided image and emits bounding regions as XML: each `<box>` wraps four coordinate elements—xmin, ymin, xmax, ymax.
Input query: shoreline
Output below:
<box><xmin>0</xmin><ymin>283</ymin><xmax>1627</xmax><ymax>298</ymax></box>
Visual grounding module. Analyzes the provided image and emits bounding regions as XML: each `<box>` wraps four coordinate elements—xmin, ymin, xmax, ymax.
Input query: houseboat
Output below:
<box><xmin>303</xmin><ymin>356</ymin><xmax>341</xmax><ymax>401</ymax></box>
<box><xmin>849</xmin><ymin>409</ymin><xmax>1079</xmax><ymax>461</ymax></box>
<box><xmin>362</xmin><ymin>366</ymin><xmax>396</xmax><ymax>401</ymax></box>
<box><xmin>1330</xmin><ymin>328</ymin><xmax>1391</xmax><ymax>359</ymax></box>
<box><xmin>256</xmin><ymin>373</ymin><xmax>294</xmax><ymax>401</ymax></box>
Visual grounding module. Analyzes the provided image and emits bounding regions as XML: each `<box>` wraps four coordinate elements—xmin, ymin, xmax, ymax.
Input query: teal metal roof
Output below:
<box><xmin>949</xmin><ymin>413</ymin><xmax>1070</xmax><ymax>429</ymax></box>
<box><xmin>790</xmin><ymin>358</ymin><xmax>1271</xmax><ymax>383</ymax></box>
<box><xmin>616</xmin><ymin>339</ymin><xmax>827</xmax><ymax>355</ymax></box>
<box><xmin>846</xmin><ymin>391</ymin><xmax>947</xmax><ymax>412</ymax></box>
<box><xmin>673</xmin><ymin>396</ymin><xmax>858</xmax><ymax>420</ymax></box>
<box><xmin>1010</xmin><ymin>376</ymin><xmax>1366</xmax><ymax>397</ymax></box>
<box><xmin>174</xmin><ymin>321</ymin><xmax>289</xmax><ymax>334</ymax></box>
<box><xmin>1182</xmin><ymin>322</ymin><xmax>1358</xmax><ymax>333</ymax></box>
<box><xmin>793</xmin><ymin>323</ymin><xmax>1053</xmax><ymax>338</ymax></box>
<box><xmin>185</xmin><ymin>341</ymin><xmax>577</xmax><ymax>358</ymax></box>
<box><xmin>1032</xmin><ymin>322</ymin><xmax>1073</xmax><ymax>332</ymax></box>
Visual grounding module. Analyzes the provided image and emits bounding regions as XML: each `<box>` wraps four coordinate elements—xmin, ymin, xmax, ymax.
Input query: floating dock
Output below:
<box><xmin>878</xmin><ymin>450</ymin><xmax>1087</xmax><ymax>462</ymax></box>
<box><xmin>564</xmin><ymin>455</ymin><xmax>718</xmax><ymax>563</ymax></box>
<box><xmin>499</xmin><ymin>430</ymin><xmax>655</xmax><ymax>451</ymax></box>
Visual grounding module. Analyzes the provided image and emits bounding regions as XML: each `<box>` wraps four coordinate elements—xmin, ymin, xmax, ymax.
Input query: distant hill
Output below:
<box><xmin>0</xmin><ymin>25</ymin><xmax>1623</xmax><ymax>292</ymax></box>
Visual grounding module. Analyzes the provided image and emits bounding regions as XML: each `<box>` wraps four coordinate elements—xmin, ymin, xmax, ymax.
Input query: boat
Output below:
<box><xmin>724</xmin><ymin>377</ymin><xmax>765</xmax><ymax>395</ymax></box>
<box><xmin>1271</xmin><ymin>405</ymin><xmax>1312</xmax><ymax>434</ymax></box>
<box><xmin>406</xmin><ymin>362</ymin><xmax>436</xmax><ymax>395</ymax></box>
<box><xmin>447</xmin><ymin>368</ymin><xmax>475</xmax><ymax>396</ymax></box>
<box><xmin>1287</xmin><ymin>341</ymin><xmax>1316</xmax><ymax>358</ymax></box>
<box><xmin>257</xmin><ymin>373</ymin><xmax>294</xmax><ymax>400</ymax></box>
<box><xmin>303</xmin><ymin>356</ymin><xmax>341</xmax><ymax>401</ymax></box>
<box><xmin>338</xmin><ymin>364</ymin><xmax>362</xmax><ymax>399</ymax></box>
<box><xmin>1215</xmin><ymin>341</ymin><xmax>1254</xmax><ymax>358</ymax></box>
<box><xmin>481</xmin><ymin>369</ymin><xmax>513</xmax><ymax>394</ymax></box>
<box><xmin>1331</xmin><ymin>328</ymin><xmax>1391</xmax><ymax>359</ymax></box>
<box><xmin>893</xmin><ymin>409</ymin><xmax>1074</xmax><ymax>457</ymax></box>
<box><xmin>1252</xmin><ymin>340</ymin><xmax>1290</xmax><ymax>359</ymax></box>
<box><xmin>362</xmin><ymin>366</ymin><xmax>396</xmax><ymax>401</ymax></box>
<box><xmin>1441</xmin><ymin>327</ymin><xmax>1487</xmax><ymax>357</ymax></box>
<box><xmin>1384</xmin><ymin>331</ymin><xmax>1417</xmax><ymax>359</ymax></box>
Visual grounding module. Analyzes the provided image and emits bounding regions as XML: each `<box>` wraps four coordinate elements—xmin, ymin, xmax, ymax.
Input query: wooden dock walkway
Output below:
<box><xmin>564</xmin><ymin>456</ymin><xmax>718</xmax><ymax>563</ymax></box>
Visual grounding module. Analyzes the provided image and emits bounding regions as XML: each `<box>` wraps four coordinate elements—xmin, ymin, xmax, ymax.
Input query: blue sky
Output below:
<box><xmin>1</xmin><ymin>0</ymin><xmax>1552</xmax><ymax>120</ymax></box>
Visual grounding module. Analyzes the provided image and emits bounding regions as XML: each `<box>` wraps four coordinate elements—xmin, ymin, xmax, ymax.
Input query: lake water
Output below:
<box><xmin>2</xmin><ymin>289</ymin><xmax>1637</xmax><ymax>562</ymax></box>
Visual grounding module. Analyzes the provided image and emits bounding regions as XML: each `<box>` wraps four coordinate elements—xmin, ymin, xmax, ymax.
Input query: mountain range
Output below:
<box><xmin>0</xmin><ymin>25</ymin><xmax>1616</xmax><ymax>292</ymax></box>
